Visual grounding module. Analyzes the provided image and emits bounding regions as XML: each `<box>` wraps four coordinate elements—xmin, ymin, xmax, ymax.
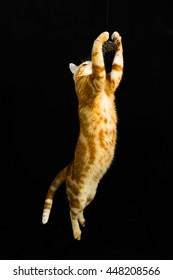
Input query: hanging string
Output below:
<box><xmin>103</xmin><ymin>0</ymin><xmax>116</xmax><ymax>59</ymax></box>
<box><xmin>103</xmin><ymin>0</ymin><xmax>117</xmax><ymax>64</ymax></box>
<box><xmin>106</xmin><ymin>0</ymin><xmax>109</xmax><ymax>30</ymax></box>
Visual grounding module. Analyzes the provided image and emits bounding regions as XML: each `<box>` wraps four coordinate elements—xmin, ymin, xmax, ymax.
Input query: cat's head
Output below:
<box><xmin>69</xmin><ymin>61</ymin><xmax>92</xmax><ymax>77</ymax></box>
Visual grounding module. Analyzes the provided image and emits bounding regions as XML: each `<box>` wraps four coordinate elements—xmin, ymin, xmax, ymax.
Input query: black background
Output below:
<box><xmin>1</xmin><ymin>0</ymin><xmax>173</xmax><ymax>259</ymax></box>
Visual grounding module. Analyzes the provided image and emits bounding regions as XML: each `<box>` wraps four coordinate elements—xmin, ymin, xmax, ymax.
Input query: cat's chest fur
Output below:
<box><xmin>74</xmin><ymin>90</ymin><xmax>117</xmax><ymax>185</ymax></box>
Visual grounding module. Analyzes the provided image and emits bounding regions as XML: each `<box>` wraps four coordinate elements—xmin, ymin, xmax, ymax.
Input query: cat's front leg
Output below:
<box><xmin>95</xmin><ymin>31</ymin><xmax>109</xmax><ymax>45</ymax></box>
<box><xmin>111</xmin><ymin>31</ymin><xmax>122</xmax><ymax>55</ymax></box>
<box><xmin>92</xmin><ymin>31</ymin><xmax>109</xmax><ymax>59</ymax></box>
<box><xmin>110</xmin><ymin>31</ymin><xmax>123</xmax><ymax>91</ymax></box>
<box><xmin>111</xmin><ymin>31</ymin><xmax>123</xmax><ymax>67</ymax></box>
<box><xmin>91</xmin><ymin>32</ymin><xmax>109</xmax><ymax>89</ymax></box>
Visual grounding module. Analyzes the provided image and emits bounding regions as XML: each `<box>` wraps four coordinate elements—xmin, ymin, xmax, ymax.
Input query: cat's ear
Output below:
<box><xmin>69</xmin><ymin>63</ymin><xmax>78</xmax><ymax>74</ymax></box>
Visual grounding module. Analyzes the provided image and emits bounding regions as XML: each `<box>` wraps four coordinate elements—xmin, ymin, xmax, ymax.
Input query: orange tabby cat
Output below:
<box><xmin>42</xmin><ymin>31</ymin><xmax>123</xmax><ymax>240</ymax></box>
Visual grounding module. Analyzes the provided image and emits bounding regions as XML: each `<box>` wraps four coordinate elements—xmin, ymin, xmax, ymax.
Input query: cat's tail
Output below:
<box><xmin>42</xmin><ymin>166</ymin><xmax>68</xmax><ymax>224</ymax></box>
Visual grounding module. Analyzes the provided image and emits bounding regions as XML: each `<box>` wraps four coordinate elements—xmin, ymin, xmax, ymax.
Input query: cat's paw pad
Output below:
<box><xmin>111</xmin><ymin>31</ymin><xmax>121</xmax><ymax>45</ymax></box>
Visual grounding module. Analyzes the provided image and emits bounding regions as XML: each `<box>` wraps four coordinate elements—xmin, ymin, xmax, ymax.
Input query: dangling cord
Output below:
<box><xmin>106</xmin><ymin>0</ymin><xmax>109</xmax><ymax>30</ymax></box>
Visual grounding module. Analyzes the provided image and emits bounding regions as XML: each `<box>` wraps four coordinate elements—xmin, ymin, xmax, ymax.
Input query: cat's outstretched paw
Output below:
<box><xmin>97</xmin><ymin>31</ymin><xmax>109</xmax><ymax>44</ymax></box>
<box><xmin>111</xmin><ymin>31</ymin><xmax>121</xmax><ymax>46</ymax></box>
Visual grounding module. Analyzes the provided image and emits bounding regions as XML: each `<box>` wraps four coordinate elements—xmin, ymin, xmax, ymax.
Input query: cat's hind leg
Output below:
<box><xmin>70</xmin><ymin>210</ymin><xmax>81</xmax><ymax>240</ymax></box>
<box><xmin>70</xmin><ymin>203</ymin><xmax>86</xmax><ymax>239</ymax></box>
<box><xmin>78</xmin><ymin>191</ymin><xmax>96</xmax><ymax>228</ymax></box>
<box><xmin>78</xmin><ymin>211</ymin><xmax>85</xmax><ymax>227</ymax></box>
<box><xmin>69</xmin><ymin>202</ymin><xmax>87</xmax><ymax>239</ymax></box>
<box><xmin>66</xmin><ymin>180</ymin><xmax>83</xmax><ymax>239</ymax></box>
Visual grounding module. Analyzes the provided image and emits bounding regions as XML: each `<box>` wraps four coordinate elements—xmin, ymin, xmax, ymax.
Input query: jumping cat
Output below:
<box><xmin>42</xmin><ymin>31</ymin><xmax>123</xmax><ymax>240</ymax></box>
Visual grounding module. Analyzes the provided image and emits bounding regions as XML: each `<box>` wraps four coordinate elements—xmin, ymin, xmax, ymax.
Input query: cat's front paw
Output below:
<box><xmin>111</xmin><ymin>31</ymin><xmax>121</xmax><ymax>46</ymax></box>
<box><xmin>97</xmin><ymin>31</ymin><xmax>109</xmax><ymax>43</ymax></box>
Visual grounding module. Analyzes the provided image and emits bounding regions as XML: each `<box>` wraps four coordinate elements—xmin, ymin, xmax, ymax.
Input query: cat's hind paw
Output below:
<box><xmin>79</xmin><ymin>212</ymin><xmax>85</xmax><ymax>227</ymax></box>
<box><xmin>79</xmin><ymin>219</ymin><xmax>85</xmax><ymax>227</ymax></box>
<box><xmin>74</xmin><ymin>230</ymin><xmax>81</xmax><ymax>240</ymax></box>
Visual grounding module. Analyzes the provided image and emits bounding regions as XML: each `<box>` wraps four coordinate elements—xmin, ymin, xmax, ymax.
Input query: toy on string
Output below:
<box><xmin>102</xmin><ymin>39</ymin><xmax>117</xmax><ymax>56</ymax></box>
<box><xmin>102</xmin><ymin>0</ymin><xmax>117</xmax><ymax>59</ymax></box>
<box><xmin>102</xmin><ymin>39</ymin><xmax>117</xmax><ymax>73</ymax></box>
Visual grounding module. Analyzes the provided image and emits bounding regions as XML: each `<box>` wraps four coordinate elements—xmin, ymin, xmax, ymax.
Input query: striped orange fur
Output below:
<box><xmin>42</xmin><ymin>31</ymin><xmax>124</xmax><ymax>240</ymax></box>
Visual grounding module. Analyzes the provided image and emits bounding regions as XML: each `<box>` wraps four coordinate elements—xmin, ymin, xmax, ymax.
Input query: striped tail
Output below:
<box><xmin>42</xmin><ymin>166</ymin><xmax>68</xmax><ymax>224</ymax></box>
